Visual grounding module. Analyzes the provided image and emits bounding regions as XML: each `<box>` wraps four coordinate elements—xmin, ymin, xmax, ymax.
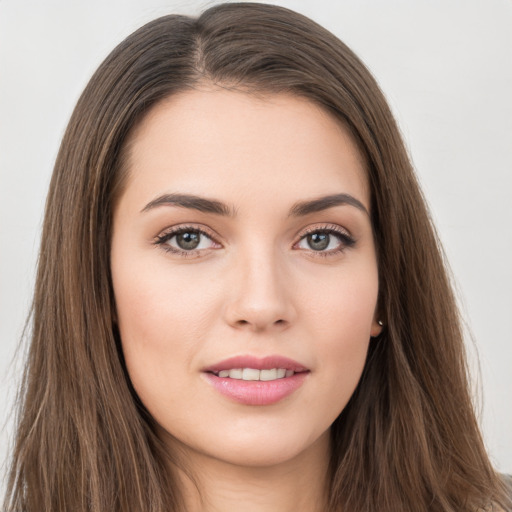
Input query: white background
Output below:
<box><xmin>1</xmin><ymin>0</ymin><xmax>511</xmax><ymax>494</ymax></box>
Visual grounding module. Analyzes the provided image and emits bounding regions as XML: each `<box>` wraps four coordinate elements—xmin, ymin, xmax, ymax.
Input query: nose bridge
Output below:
<box><xmin>225</xmin><ymin>241</ymin><xmax>294</xmax><ymax>331</ymax></box>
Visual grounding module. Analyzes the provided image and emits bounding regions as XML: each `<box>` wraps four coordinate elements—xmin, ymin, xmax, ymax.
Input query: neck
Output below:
<box><xmin>170</xmin><ymin>431</ymin><xmax>331</xmax><ymax>512</ymax></box>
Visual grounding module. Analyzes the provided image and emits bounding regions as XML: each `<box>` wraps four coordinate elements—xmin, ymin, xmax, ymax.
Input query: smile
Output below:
<box><xmin>203</xmin><ymin>355</ymin><xmax>310</xmax><ymax>405</ymax></box>
<box><xmin>213</xmin><ymin>368</ymin><xmax>295</xmax><ymax>380</ymax></box>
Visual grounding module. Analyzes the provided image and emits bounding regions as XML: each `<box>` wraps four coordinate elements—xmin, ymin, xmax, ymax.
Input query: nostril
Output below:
<box><xmin>232</xmin><ymin>318</ymin><xmax>287</xmax><ymax>330</ymax></box>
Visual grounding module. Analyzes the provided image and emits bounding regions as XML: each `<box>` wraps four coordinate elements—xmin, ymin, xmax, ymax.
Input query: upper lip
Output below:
<box><xmin>202</xmin><ymin>355</ymin><xmax>309</xmax><ymax>373</ymax></box>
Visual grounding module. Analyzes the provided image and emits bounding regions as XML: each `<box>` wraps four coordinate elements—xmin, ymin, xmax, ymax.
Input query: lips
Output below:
<box><xmin>202</xmin><ymin>355</ymin><xmax>310</xmax><ymax>405</ymax></box>
<box><xmin>214</xmin><ymin>368</ymin><xmax>294</xmax><ymax>381</ymax></box>
<box><xmin>203</xmin><ymin>355</ymin><xmax>308</xmax><ymax>373</ymax></box>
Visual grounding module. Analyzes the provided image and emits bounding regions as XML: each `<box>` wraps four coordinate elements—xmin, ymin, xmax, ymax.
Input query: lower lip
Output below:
<box><xmin>203</xmin><ymin>372</ymin><xmax>309</xmax><ymax>405</ymax></box>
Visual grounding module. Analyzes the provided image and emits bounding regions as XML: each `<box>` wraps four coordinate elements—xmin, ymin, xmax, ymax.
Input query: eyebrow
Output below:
<box><xmin>289</xmin><ymin>193</ymin><xmax>369</xmax><ymax>217</ymax></box>
<box><xmin>141</xmin><ymin>192</ymin><xmax>368</xmax><ymax>217</ymax></box>
<box><xmin>141</xmin><ymin>193</ymin><xmax>234</xmax><ymax>216</ymax></box>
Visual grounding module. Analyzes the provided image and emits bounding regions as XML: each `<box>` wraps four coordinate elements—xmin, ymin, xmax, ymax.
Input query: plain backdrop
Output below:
<box><xmin>1</xmin><ymin>0</ymin><xmax>511</xmax><ymax>495</ymax></box>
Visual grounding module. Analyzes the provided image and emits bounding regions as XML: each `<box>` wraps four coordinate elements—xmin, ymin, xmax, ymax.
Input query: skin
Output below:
<box><xmin>111</xmin><ymin>88</ymin><xmax>382</xmax><ymax>512</ymax></box>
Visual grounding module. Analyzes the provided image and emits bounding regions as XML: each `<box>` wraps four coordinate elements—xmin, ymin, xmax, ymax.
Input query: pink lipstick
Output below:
<box><xmin>202</xmin><ymin>355</ymin><xmax>309</xmax><ymax>406</ymax></box>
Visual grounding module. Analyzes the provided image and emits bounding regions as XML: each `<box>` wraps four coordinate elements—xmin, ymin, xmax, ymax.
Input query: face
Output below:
<box><xmin>111</xmin><ymin>89</ymin><xmax>382</xmax><ymax>469</ymax></box>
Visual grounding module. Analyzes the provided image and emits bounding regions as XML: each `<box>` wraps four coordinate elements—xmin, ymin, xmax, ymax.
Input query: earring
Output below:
<box><xmin>378</xmin><ymin>320</ymin><xmax>384</xmax><ymax>326</ymax></box>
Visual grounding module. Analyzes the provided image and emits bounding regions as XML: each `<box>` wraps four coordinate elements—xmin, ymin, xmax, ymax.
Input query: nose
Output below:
<box><xmin>223</xmin><ymin>247</ymin><xmax>296</xmax><ymax>332</ymax></box>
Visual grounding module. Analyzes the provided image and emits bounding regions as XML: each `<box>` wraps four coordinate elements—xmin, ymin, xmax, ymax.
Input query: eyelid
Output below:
<box><xmin>152</xmin><ymin>222</ymin><xmax>355</xmax><ymax>258</ymax></box>
<box><xmin>297</xmin><ymin>223</ymin><xmax>353</xmax><ymax>239</ymax></box>
<box><xmin>153</xmin><ymin>223</ymin><xmax>222</xmax><ymax>256</ymax></box>
<box><xmin>154</xmin><ymin>223</ymin><xmax>219</xmax><ymax>241</ymax></box>
<box><xmin>293</xmin><ymin>223</ymin><xmax>356</xmax><ymax>254</ymax></box>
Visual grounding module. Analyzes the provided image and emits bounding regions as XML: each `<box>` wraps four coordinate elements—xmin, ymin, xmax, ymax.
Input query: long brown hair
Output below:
<box><xmin>4</xmin><ymin>3</ymin><xmax>510</xmax><ymax>511</ymax></box>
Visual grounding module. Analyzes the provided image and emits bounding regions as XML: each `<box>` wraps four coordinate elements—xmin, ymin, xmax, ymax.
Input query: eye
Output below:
<box><xmin>154</xmin><ymin>226</ymin><xmax>221</xmax><ymax>255</ymax></box>
<box><xmin>295</xmin><ymin>226</ymin><xmax>355</xmax><ymax>254</ymax></box>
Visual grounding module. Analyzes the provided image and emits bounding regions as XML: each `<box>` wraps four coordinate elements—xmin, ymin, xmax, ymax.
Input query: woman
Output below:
<box><xmin>4</xmin><ymin>3</ymin><xmax>511</xmax><ymax>511</ymax></box>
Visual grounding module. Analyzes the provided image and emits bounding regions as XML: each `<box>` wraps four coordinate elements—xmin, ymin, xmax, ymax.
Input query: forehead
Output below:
<box><xmin>121</xmin><ymin>89</ymin><xmax>370</xmax><ymax>213</ymax></box>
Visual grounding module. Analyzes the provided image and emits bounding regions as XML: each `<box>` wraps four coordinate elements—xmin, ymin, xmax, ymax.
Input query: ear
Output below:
<box><xmin>370</xmin><ymin>317</ymin><xmax>384</xmax><ymax>338</ymax></box>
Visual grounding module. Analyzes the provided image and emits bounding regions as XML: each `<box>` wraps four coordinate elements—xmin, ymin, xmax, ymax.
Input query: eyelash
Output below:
<box><xmin>154</xmin><ymin>225</ymin><xmax>220</xmax><ymax>258</ymax></box>
<box><xmin>294</xmin><ymin>224</ymin><xmax>356</xmax><ymax>258</ymax></box>
<box><xmin>153</xmin><ymin>223</ymin><xmax>356</xmax><ymax>258</ymax></box>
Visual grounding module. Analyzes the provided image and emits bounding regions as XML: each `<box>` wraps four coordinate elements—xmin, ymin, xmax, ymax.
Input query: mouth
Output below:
<box><xmin>211</xmin><ymin>368</ymin><xmax>298</xmax><ymax>381</ymax></box>
<box><xmin>202</xmin><ymin>355</ymin><xmax>310</xmax><ymax>405</ymax></box>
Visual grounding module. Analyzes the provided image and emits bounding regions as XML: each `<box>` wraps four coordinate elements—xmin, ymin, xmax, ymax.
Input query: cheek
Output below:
<box><xmin>301</xmin><ymin>262</ymin><xmax>378</xmax><ymax>409</ymax></box>
<box><xmin>302</xmin><ymin>258</ymin><xmax>379</xmax><ymax>340</ymax></box>
<box><xmin>110</xmin><ymin>255</ymin><xmax>217</xmax><ymax>409</ymax></box>
<box><xmin>112</xmin><ymin>249</ymin><xmax>218</xmax><ymax>346</ymax></box>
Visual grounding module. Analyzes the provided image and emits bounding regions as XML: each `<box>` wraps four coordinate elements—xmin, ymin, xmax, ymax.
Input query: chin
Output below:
<box><xmin>163</xmin><ymin>422</ymin><xmax>331</xmax><ymax>470</ymax></box>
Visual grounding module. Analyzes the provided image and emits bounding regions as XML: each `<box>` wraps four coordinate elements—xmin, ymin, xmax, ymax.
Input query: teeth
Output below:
<box><xmin>215</xmin><ymin>368</ymin><xmax>295</xmax><ymax>381</ymax></box>
<box><xmin>260</xmin><ymin>369</ymin><xmax>277</xmax><ymax>381</ymax></box>
<box><xmin>242</xmin><ymin>368</ymin><xmax>260</xmax><ymax>381</ymax></box>
<box><xmin>229</xmin><ymin>368</ymin><xmax>243</xmax><ymax>379</ymax></box>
